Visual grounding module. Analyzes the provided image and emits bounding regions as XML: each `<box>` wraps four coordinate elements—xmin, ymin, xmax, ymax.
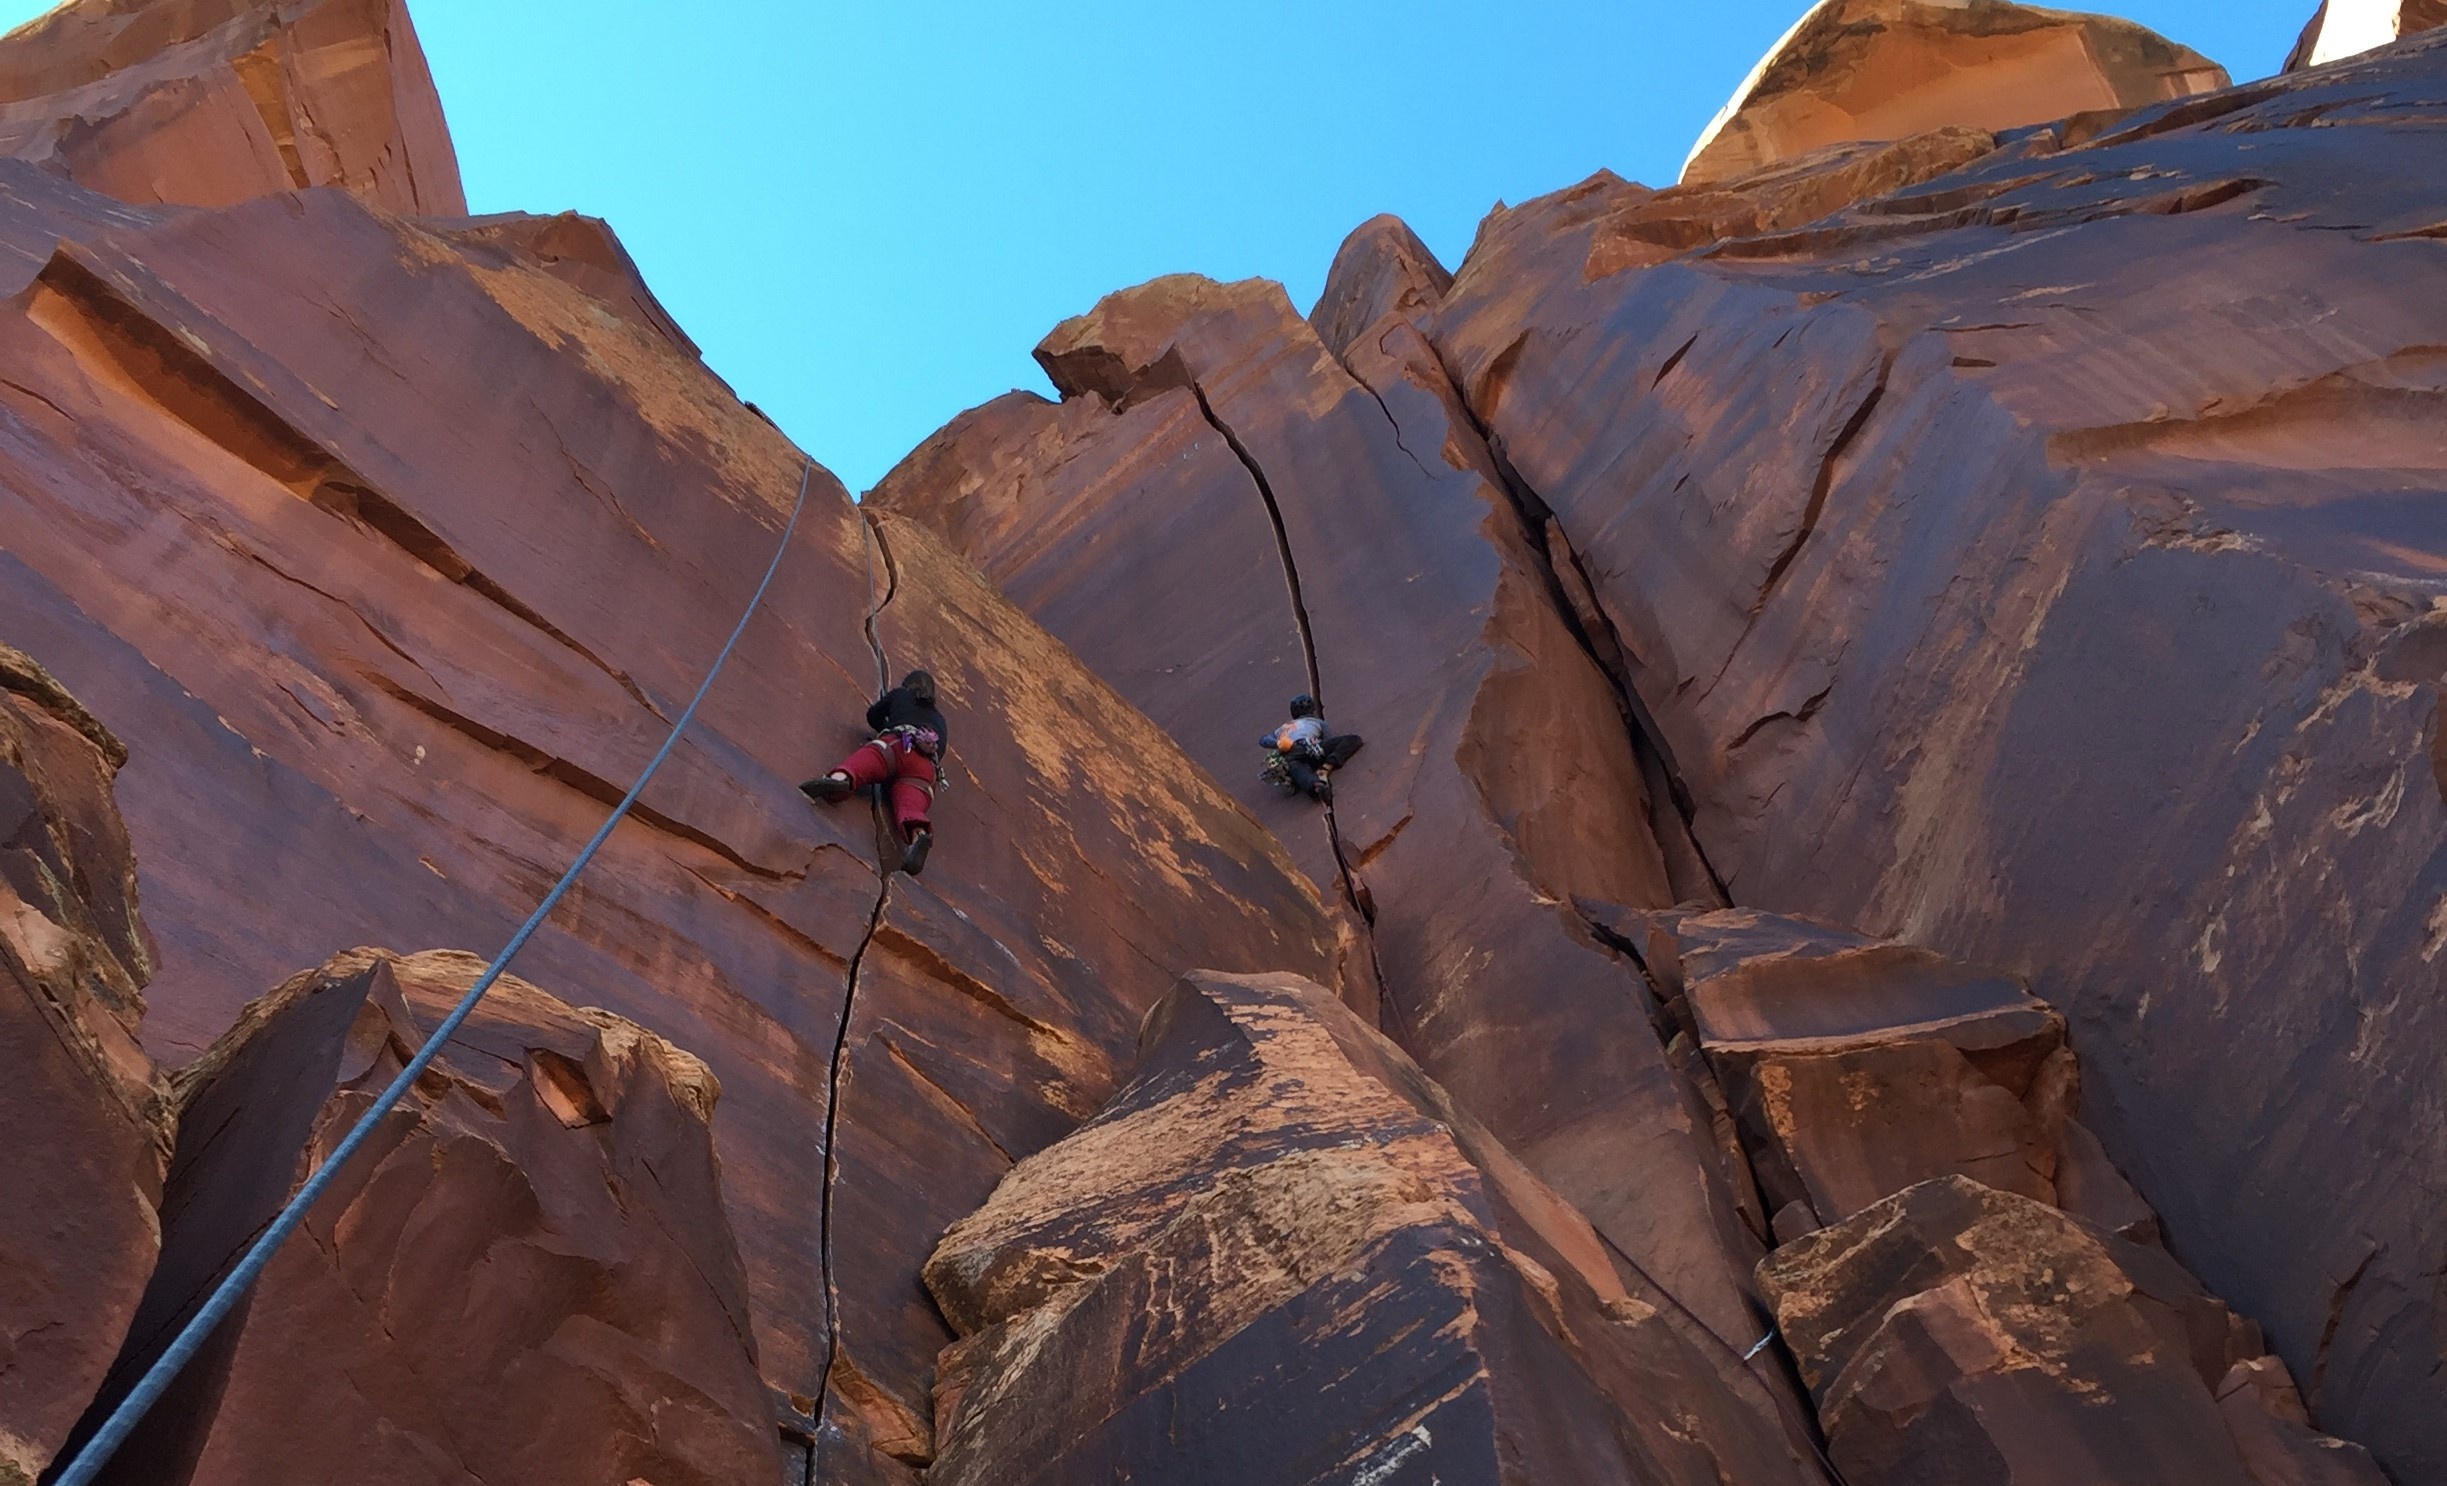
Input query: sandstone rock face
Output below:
<box><xmin>1435</xmin><ymin>35</ymin><xmax>2447</xmax><ymax>1478</ymax></box>
<box><xmin>871</xmin><ymin>270</ymin><xmax>1798</xmax><ymax>1400</ymax></box>
<box><xmin>0</xmin><ymin>0</ymin><xmax>463</xmax><ymax>212</ymax></box>
<box><xmin>0</xmin><ymin>17</ymin><xmax>1342</xmax><ymax>1481</ymax></box>
<box><xmin>2287</xmin><ymin>0</ymin><xmax>2447</xmax><ymax>69</ymax></box>
<box><xmin>1760</xmin><ymin>1177</ymin><xmax>2387</xmax><ymax>1486</ymax></box>
<box><xmin>1624</xmin><ymin>906</ymin><xmax>2157</xmax><ymax>1241</ymax></box>
<box><xmin>923</xmin><ymin>969</ymin><xmax>1819</xmax><ymax>1486</ymax></box>
<box><xmin>1683</xmin><ymin>0</ymin><xmax>2227</xmax><ymax>186</ymax></box>
<box><xmin>81</xmin><ymin>948</ymin><xmax>777</xmax><ymax>1486</ymax></box>
<box><xmin>0</xmin><ymin>647</ymin><xmax>171</xmax><ymax>1484</ymax></box>
<box><xmin>1307</xmin><ymin>211</ymin><xmax>1452</xmax><ymax>358</ymax></box>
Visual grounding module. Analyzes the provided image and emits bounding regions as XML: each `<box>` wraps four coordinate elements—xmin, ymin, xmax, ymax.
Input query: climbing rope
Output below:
<box><xmin>51</xmin><ymin>459</ymin><xmax>816</xmax><ymax>1486</ymax></box>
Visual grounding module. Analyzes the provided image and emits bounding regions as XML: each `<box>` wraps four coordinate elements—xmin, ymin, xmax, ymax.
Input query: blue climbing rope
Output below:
<box><xmin>51</xmin><ymin>459</ymin><xmax>816</xmax><ymax>1486</ymax></box>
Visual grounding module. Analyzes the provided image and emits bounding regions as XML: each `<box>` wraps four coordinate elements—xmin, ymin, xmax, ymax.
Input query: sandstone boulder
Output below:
<box><xmin>0</xmin><ymin>644</ymin><xmax>171</xmax><ymax>1484</ymax></box>
<box><xmin>1682</xmin><ymin>0</ymin><xmax>2227</xmax><ymax>186</ymax></box>
<box><xmin>74</xmin><ymin>947</ymin><xmax>777</xmax><ymax>1486</ymax></box>
<box><xmin>924</xmin><ymin>969</ymin><xmax>1820</xmax><ymax>1486</ymax></box>
<box><xmin>0</xmin><ymin>0</ymin><xmax>463</xmax><ymax>212</ymax></box>
<box><xmin>2287</xmin><ymin>0</ymin><xmax>2447</xmax><ymax>69</ymax></box>
<box><xmin>1760</xmin><ymin>1177</ymin><xmax>2386</xmax><ymax>1486</ymax></box>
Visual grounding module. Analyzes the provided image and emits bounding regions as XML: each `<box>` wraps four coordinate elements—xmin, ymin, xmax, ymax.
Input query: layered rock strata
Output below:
<box><xmin>923</xmin><ymin>970</ymin><xmax>1820</xmax><ymax>1486</ymax></box>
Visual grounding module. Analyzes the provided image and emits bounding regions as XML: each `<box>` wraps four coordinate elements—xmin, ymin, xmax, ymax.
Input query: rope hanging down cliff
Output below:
<box><xmin>49</xmin><ymin>460</ymin><xmax>817</xmax><ymax>1486</ymax></box>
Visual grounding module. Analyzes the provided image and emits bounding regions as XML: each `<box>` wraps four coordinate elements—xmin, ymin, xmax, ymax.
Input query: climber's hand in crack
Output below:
<box><xmin>802</xmin><ymin>668</ymin><xmax>948</xmax><ymax>875</ymax></box>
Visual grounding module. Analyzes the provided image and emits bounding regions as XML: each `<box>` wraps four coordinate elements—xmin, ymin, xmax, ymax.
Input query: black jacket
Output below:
<box><xmin>868</xmin><ymin>686</ymin><xmax>948</xmax><ymax>748</ymax></box>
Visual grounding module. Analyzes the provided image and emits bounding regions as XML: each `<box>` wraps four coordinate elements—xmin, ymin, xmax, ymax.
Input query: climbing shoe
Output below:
<box><xmin>900</xmin><ymin>828</ymin><xmax>934</xmax><ymax>876</ymax></box>
<box><xmin>801</xmin><ymin>772</ymin><xmax>855</xmax><ymax>803</ymax></box>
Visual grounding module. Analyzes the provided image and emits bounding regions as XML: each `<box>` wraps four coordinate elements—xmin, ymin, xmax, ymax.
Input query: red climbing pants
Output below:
<box><xmin>833</xmin><ymin>733</ymin><xmax>937</xmax><ymax>839</ymax></box>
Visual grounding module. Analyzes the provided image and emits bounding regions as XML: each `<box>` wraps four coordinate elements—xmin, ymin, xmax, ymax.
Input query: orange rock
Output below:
<box><xmin>77</xmin><ymin>948</ymin><xmax>780</xmax><ymax>1486</ymax></box>
<box><xmin>874</xmin><ymin>267</ymin><xmax>1792</xmax><ymax>1394</ymax></box>
<box><xmin>2286</xmin><ymin>0</ymin><xmax>2447</xmax><ymax>69</ymax></box>
<box><xmin>1307</xmin><ymin>211</ymin><xmax>1452</xmax><ymax>358</ymax></box>
<box><xmin>1682</xmin><ymin>0</ymin><xmax>2227</xmax><ymax>186</ymax></box>
<box><xmin>925</xmin><ymin>969</ymin><xmax>1823</xmax><ymax>1486</ymax></box>
<box><xmin>1760</xmin><ymin>1177</ymin><xmax>2386</xmax><ymax>1486</ymax></box>
<box><xmin>0</xmin><ymin>107</ymin><xmax>1339</xmax><ymax>1486</ymax></box>
<box><xmin>0</xmin><ymin>645</ymin><xmax>171</xmax><ymax>1484</ymax></box>
<box><xmin>1434</xmin><ymin>36</ymin><xmax>2447</xmax><ymax>1478</ymax></box>
<box><xmin>0</xmin><ymin>0</ymin><xmax>463</xmax><ymax>212</ymax></box>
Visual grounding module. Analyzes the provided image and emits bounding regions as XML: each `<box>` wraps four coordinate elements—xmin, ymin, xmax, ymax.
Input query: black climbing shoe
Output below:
<box><xmin>900</xmin><ymin>828</ymin><xmax>934</xmax><ymax>876</ymax></box>
<box><xmin>801</xmin><ymin>772</ymin><xmax>855</xmax><ymax>803</ymax></box>
<box><xmin>1311</xmin><ymin>776</ymin><xmax>1334</xmax><ymax>805</ymax></box>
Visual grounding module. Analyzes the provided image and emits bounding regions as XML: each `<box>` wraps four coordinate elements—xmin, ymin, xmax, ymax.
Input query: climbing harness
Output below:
<box><xmin>50</xmin><ymin>460</ymin><xmax>817</xmax><ymax>1486</ymax></box>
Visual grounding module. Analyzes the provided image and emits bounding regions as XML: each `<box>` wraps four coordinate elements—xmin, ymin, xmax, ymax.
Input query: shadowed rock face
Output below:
<box><xmin>77</xmin><ymin>948</ymin><xmax>780</xmax><ymax>1486</ymax></box>
<box><xmin>0</xmin><ymin>648</ymin><xmax>171</xmax><ymax>1484</ymax></box>
<box><xmin>1683</xmin><ymin>0</ymin><xmax>2227</xmax><ymax>185</ymax></box>
<box><xmin>923</xmin><ymin>970</ymin><xmax>1821</xmax><ymax>1486</ymax></box>
<box><xmin>1761</xmin><ymin>1177</ymin><xmax>2387</xmax><ymax>1486</ymax></box>
<box><xmin>0</xmin><ymin>0</ymin><xmax>463</xmax><ymax>212</ymax></box>
<box><xmin>1435</xmin><ymin>34</ymin><xmax>2447</xmax><ymax>1480</ymax></box>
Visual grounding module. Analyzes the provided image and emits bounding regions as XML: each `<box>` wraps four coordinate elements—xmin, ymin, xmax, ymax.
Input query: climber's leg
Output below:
<box><xmin>801</xmin><ymin>738</ymin><xmax>892</xmax><ymax>803</ymax></box>
<box><xmin>888</xmin><ymin>750</ymin><xmax>937</xmax><ymax>874</ymax></box>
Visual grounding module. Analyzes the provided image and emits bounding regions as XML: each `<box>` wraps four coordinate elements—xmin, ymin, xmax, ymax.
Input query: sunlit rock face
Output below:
<box><xmin>0</xmin><ymin>0</ymin><xmax>465</xmax><ymax>211</ymax></box>
<box><xmin>1682</xmin><ymin>0</ymin><xmax>2227</xmax><ymax>186</ymax></box>
<box><xmin>2285</xmin><ymin>0</ymin><xmax>2447</xmax><ymax>68</ymax></box>
<box><xmin>1435</xmin><ymin>31</ymin><xmax>2447</xmax><ymax>1484</ymax></box>
<box><xmin>3</xmin><ymin>0</ymin><xmax>2446</xmax><ymax>1482</ymax></box>
<box><xmin>0</xmin><ymin>2</ymin><xmax>1346</xmax><ymax>1482</ymax></box>
<box><xmin>924</xmin><ymin>970</ymin><xmax>1823</xmax><ymax>1486</ymax></box>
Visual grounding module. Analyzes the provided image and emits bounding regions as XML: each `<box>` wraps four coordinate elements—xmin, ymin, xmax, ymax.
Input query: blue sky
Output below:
<box><xmin>4</xmin><ymin>1</ymin><xmax>2319</xmax><ymax>490</ymax></box>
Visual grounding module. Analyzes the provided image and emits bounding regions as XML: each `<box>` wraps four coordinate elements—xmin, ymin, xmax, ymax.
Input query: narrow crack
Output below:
<box><xmin>1349</xmin><ymin>337</ymin><xmax>1441</xmax><ymax>484</ymax></box>
<box><xmin>1185</xmin><ymin>378</ymin><xmax>1407</xmax><ymax>1037</ymax></box>
<box><xmin>809</xmin><ymin>505</ymin><xmax>903</xmax><ymax>1481</ymax></box>
<box><xmin>1752</xmin><ymin>352</ymin><xmax>1893</xmax><ymax>620</ymax></box>
<box><xmin>2310</xmin><ymin>1243</ymin><xmax>2377</xmax><ymax>1425</ymax></box>
<box><xmin>1423</xmin><ymin>338</ymin><xmax>1733</xmax><ymax>906</ymax></box>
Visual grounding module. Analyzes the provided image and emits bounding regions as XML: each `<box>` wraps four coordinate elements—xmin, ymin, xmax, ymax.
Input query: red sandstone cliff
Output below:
<box><xmin>1</xmin><ymin>0</ymin><xmax>2442</xmax><ymax>1482</ymax></box>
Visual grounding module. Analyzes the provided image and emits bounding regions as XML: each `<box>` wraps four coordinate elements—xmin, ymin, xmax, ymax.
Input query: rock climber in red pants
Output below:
<box><xmin>801</xmin><ymin>669</ymin><xmax>947</xmax><ymax>875</ymax></box>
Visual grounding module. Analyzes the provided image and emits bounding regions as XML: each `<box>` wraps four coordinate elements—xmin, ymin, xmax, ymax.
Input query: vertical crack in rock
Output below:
<box><xmin>1753</xmin><ymin>349</ymin><xmax>1893</xmax><ymax>620</ymax></box>
<box><xmin>810</xmin><ymin>505</ymin><xmax>903</xmax><ymax>1478</ymax></box>
<box><xmin>2310</xmin><ymin>1243</ymin><xmax>2378</xmax><ymax>1425</ymax></box>
<box><xmin>1185</xmin><ymin>378</ymin><xmax>1405</xmax><ymax>1034</ymax></box>
<box><xmin>1425</xmin><ymin>341</ymin><xmax>1733</xmax><ymax>906</ymax></box>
